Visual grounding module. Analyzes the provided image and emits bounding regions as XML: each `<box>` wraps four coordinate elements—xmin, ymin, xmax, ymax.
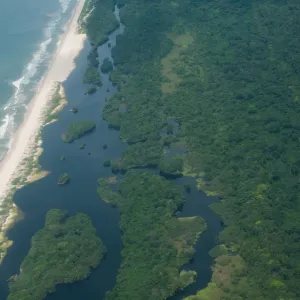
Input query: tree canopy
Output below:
<box><xmin>84</xmin><ymin>0</ymin><xmax>300</xmax><ymax>298</ymax></box>
<box><xmin>8</xmin><ymin>209</ymin><xmax>106</xmax><ymax>300</ymax></box>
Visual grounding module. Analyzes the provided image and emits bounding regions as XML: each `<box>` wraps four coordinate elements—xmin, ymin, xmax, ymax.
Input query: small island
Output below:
<box><xmin>100</xmin><ymin>58</ymin><xmax>113</xmax><ymax>73</ymax></box>
<box><xmin>103</xmin><ymin>159</ymin><xmax>111</xmax><ymax>167</ymax></box>
<box><xmin>83</xmin><ymin>66</ymin><xmax>102</xmax><ymax>86</ymax></box>
<box><xmin>58</xmin><ymin>173</ymin><xmax>70</xmax><ymax>185</ymax></box>
<box><xmin>62</xmin><ymin>120</ymin><xmax>96</xmax><ymax>143</ymax></box>
<box><xmin>86</xmin><ymin>86</ymin><xmax>97</xmax><ymax>95</ymax></box>
<box><xmin>69</xmin><ymin>107</ymin><xmax>78</xmax><ymax>114</ymax></box>
<box><xmin>8</xmin><ymin>209</ymin><xmax>106</xmax><ymax>300</ymax></box>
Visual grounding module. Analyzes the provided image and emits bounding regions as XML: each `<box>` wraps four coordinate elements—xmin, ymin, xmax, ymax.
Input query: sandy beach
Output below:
<box><xmin>0</xmin><ymin>0</ymin><xmax>87</xmax><ymax>256</ymax></box>
<box><xmin>0</xmin><ymin>0</ymin><xmax>86</xmax><ymax>201</ymax></box>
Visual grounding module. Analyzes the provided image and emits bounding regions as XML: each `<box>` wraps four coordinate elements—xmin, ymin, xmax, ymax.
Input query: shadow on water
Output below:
<box><xmin>0</xmin><ymin>6</ymin><xmax>222</xmax><ymax>300</ymax></box>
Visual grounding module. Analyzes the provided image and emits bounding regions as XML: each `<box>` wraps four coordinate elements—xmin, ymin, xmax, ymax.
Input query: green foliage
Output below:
<box><xmin>119</xmin><ymin>139</ymin><xmax>163</xmax><ymax>169</ymax></box>
<box><xmin>44</xmin><ymin>85</ymin><xmax>64</xmax><ymax>124</ymax></box>
<box><xmin>8</xmin><ymin>209</ymin><xmax>106</xmax><ymax>300</ymax></box>
<box><xmin>163</xmin><ymin>134</ymin><xmax>178</xmax><ymax>147</ymax></box>
<box><xmin>158</xmin><ymin>157</ymin><xmax>183</xmax><ymax>177</ymax></box>
<box><xmin>97</xmin><ymin>178</ymin><xmax>122</xmax><ymax>205</ymax></box>
<box><xmin>185</xmin><ymin>282</ymin><xmax>222</xmax><ymax>300</ymax></box>
<box><xmin>86</xmin><ymin>86</ymin><xmax>97</xmax><ymax>95</ymax></box>
<box><xmin>101</xmin><ymin>172</ymin><xmax>206</xmax><ymax>300</ymax></box>
<box><xmin>88</xmin><ymin>0</ymin><xmax>300</xmax><ymax>298</ymax></box>
<box><xmin>101</xmin><ymin>57</ymin><xmax>114</xmax><ymax>73</ymax></box>
<box><xmin>83</xmin><ymin>0</ymin><xmax>119</xmax><ymax>47</ymax></box>
<box><xmin>83</xmin><ymin>66</ymin><xmax>102</xmax><ymax>86</ymax></box>
<box><xmin>58</xmin><ymin>173</ymin><xmax>70</xmax><ymax>185</ymax></box>
<box><xmin>178</xmin><ymin>270</ymin><xmax>197</xmax><ymax>290</ymax></box>
<box><xmin>103</xmin><ymin>159</ymin><xmax>111</xmax><ymax>167</ymax></box>
<box><xmin>62</xmin><ymin>120</ymin><xmax>96</xmax><ymax>143</ymax></box>
<box><xmin>87</xmin><ymin>48</ymin><xmax>99</xmax><ymax>68</ymax></box>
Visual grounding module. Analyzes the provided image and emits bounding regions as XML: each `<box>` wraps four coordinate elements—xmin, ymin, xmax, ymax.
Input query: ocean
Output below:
<box><xmin>0</xmin><ymin>0</ymin><xmax>77</xmax><ymax>160</ymax></box>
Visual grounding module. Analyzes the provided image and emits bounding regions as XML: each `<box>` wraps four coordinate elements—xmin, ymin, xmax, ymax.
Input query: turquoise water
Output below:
<box><xmin>0</xmin><ymin>0</ymin><xmax>77</xmax><ymax>159</ymax></box>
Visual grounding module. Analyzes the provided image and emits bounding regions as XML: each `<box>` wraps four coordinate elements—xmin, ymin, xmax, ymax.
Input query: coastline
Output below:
<box><xmin>0</xmin><ymin>0</ymin><xmax>87</xmax><ymax>262</ymax></box>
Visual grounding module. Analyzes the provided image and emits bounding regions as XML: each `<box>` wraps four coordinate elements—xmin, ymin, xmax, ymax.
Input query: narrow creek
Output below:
<box><xmin>168</xmin><ymin>177</ymin><xmax>222</xmax><ymax>299</ymax></box>
<box><xmin>0</xmin><ymin>6</ymin><xmax>222</xmax><ymax>300</ymax></box>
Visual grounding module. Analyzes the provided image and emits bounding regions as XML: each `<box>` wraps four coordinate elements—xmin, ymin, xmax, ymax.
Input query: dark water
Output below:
<box><xmin>0</xmin><ymin>7</ymin><xmax>222</xmax><ymax>300</ymax></box>
<box><xmin>168</xmin><ymin>177</ymin><xmax>222</xmax><ymax>299</ymax></box>
<box><xmin>0</xmin><ymin>12</ymin><xmax>125</xmax><ymax>300</ymax></box>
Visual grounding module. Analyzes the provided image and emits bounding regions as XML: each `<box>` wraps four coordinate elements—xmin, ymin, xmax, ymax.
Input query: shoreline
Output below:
<box><xmin>0</xmin><ymin>0</ymin><xmax>87</xmax><ymax>262</ymax></box>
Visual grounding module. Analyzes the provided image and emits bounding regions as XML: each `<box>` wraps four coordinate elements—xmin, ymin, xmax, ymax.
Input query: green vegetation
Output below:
<box><xmin>103</xmin><ymin>159</ymin><xmax>111</xmax><ymax>167</ymax></box>
<box><xmin>80</xmin><ymin>144</ymin><xmax>86</xmax><ymax>149</ymax></box>
<box><xmin>62</xmin><ymin>120</ymin><xmax>96</xmax><ymax>143</ymax></box>
<box><xmin>80</xmin><ymin>0</ymin><xmax>300</xmax><ymax>298</ymax></box>
<box><xmin>79</xmin><ymin>0</ymin><xmax>118</xmax><ymax>46</ymax></box>
<box><xmin>101</xmin><ymin>58</ymin><xmax>113</xmax><ymax>73</ymax></box>
<box><xmin>91</xmin><ymin>0</ymin><xmax>300</xmax><ymax>298</ymax></box>
<box><xmin>86</xmin><ymin>86</ymin><xmax>97</xmax><ymax>95</ymax></box>
<box><xmin>44</xmin><ymin>84</ymin><xmax>65</xmax><ymax>124</ymax></box>
<box><xmin>83</xmin><ymin>66</ymin><xmax>102</xmax><ymax>86</ymax></box>
<box><xmin>178</xmin><ymin>270</ymin><xmax>197</xmax><ymax>290</ymax></box>
<box><xmin>97</xmin><ymin>177</ymin><xmax>122</xmax><ymax>206</ymax></box>
<box><xmin>84</xmin><ymin>47</ymin><xmax>101</xmax><ymax>87</ymax></box>
<box><xmin>119</xmin><ymin>139</ymin><xmax>163</xmax><ymax>169</ymax></box>
<box><xmin>8</xmin><ymin>209</ymin><xmax>106</xmax><ymax>300</ymax></box>
<box><xmin>58</xmin><ymin>173</ymin><xmax>70</xmax><ymax>185</ymax></box>
<box><xmin>87</xmin><ymin>48</ymin><xmax>99</xmax><ymax>68</ymax></box>
<box><xmin>98</xmin><ymin>172</ymin><xmax>206</xmax><ymax>300</ymax></box>
<box><xmin>185</xmin><ymin>254</ymin><xmax>245</xmax><ymax>300</ymax></box>
<box><xmin>110</xmin><ymin>160</ymin><xmax>126</xmax><ymax>174</ymax></box>
<box><xmin>82</xmin><ymin>0</ymin><xmax>119</xmax><ymax>47</ymax></box>
<box><xmin>158</xmin><ymin>157</ymin><xmax>183</xmax><ymax>177</ymax></box>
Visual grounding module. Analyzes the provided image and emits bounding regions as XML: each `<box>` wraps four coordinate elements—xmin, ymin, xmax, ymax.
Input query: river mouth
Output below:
<box><xmin>0</xmin><ymin>7</ymin><xmax>221</xmax><ymax>300</ymax></box>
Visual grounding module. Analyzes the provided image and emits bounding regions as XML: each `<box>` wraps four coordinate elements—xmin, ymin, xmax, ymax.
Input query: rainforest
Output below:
<box><xmin>2</xmin><ymin>0</ymin><xmax>300</xmax><ymax>300</ymax></box>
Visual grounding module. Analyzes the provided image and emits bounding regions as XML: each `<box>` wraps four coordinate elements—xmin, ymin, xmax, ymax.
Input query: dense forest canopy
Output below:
<box><xmin>8</xmin><ymin>209</ymin><xmax>106</xmax><ymax>300</ymax></box>
<box><xmin>62</xmin><ymin>120</ymin><xmax>96</xmax><ymax>143</ymax></box>
<box><xmin>98</xmin><ymin>172</ymin><xmax>206</xmax><ymax>300</ymax></box>
<box><xmin>84</xmin><ymin>0</ymin><xmax>300</xmax><ymax>299</ymax></box>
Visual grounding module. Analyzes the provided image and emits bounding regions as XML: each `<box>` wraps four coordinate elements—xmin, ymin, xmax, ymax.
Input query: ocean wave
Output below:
<box><xmin>0</xmin><ymin>115</ymin><xmax>10</xmax><ymax>139</ymax></box>
<box><xmin>0</xmin><ymin>1</ymin><xmax>74</xmax><ymax>155</ymax></box>
<box><xmin>59</xmin><ymin>0</ymin><xmax>73</xmax><ymax>14</ymax></box>
<box><xmin>5</xmin><ymin>15</ymin><xmax>59</xmax><ymax>112</ymax></box>
<box><xmin>0</xmin><ymin>114</ymin><xmax>14</xmax><ymax>140</ymax></box>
